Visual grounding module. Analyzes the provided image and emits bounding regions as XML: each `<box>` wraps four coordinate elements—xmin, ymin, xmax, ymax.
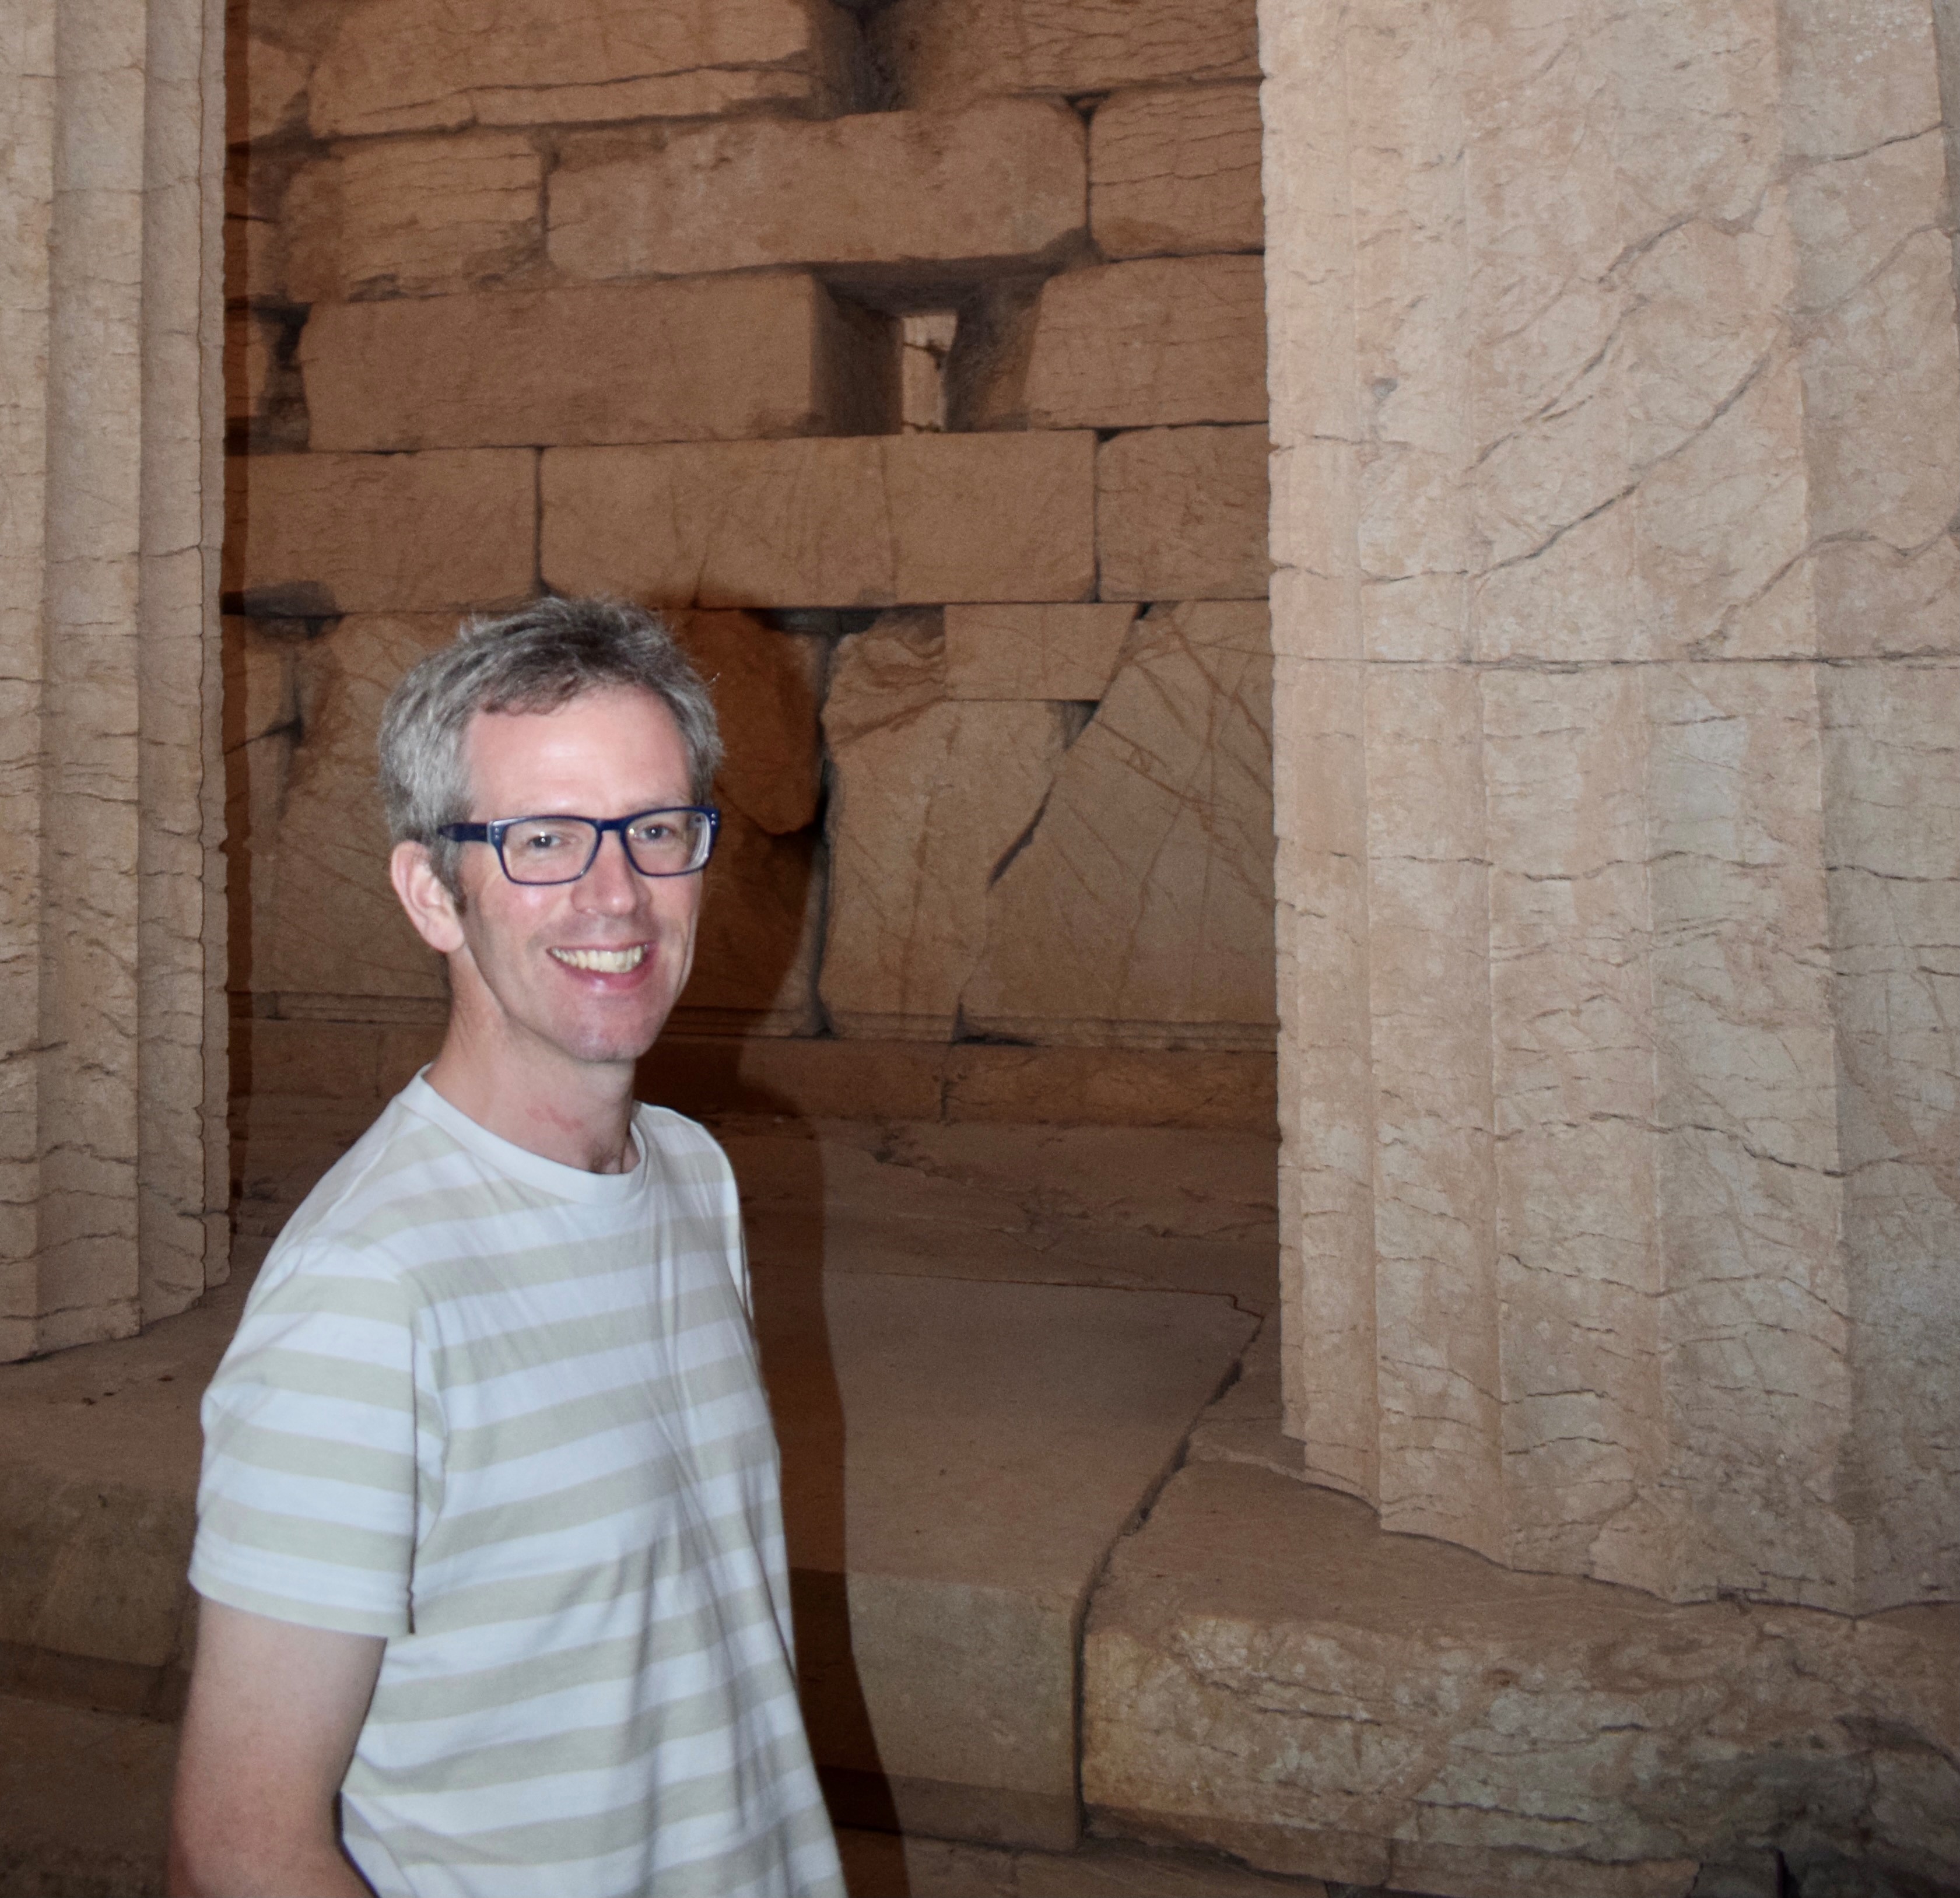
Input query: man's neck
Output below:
<box><xmin>422</xmin><ymin>1026</ymin><xmax>640</xmax><ymax>1174</ymax></box>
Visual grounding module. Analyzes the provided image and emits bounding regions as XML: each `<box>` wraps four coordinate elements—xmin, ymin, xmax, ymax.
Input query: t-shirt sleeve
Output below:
<box><xmin>189</xmin><ymin>1240</ymin><xmax>422</xmax><ymax>1639</ymax></box>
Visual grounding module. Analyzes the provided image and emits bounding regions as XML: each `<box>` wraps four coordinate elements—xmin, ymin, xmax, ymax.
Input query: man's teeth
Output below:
<box><xmin>551</xmin><ymin>945</ymin><xmax>647</xmax><ymax>973</ymax></box>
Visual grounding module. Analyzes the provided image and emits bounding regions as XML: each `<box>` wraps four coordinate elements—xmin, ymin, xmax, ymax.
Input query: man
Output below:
<box><xmin>169</xmin><ymin>598</ymin><xmax>844</xmax><ymax>1898</ymax></box>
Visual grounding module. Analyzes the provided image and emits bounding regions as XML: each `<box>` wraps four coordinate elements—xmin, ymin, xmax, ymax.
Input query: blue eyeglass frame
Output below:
<box><xmin>438</xmin><ymin>805</ymin><xmax>721</xmax><ymax>885</ymax></box>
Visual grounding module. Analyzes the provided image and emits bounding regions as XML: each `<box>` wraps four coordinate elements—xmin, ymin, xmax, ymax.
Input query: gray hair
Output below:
<box><xmin>378</xmin><ymin>596</ymin><xmax>723</xmax><ymax>890</ymax></box>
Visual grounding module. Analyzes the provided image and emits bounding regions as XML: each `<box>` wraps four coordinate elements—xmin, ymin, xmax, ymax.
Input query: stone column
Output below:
<box><xmin>1266</xmin><ymin>0</ymin><xmax>1960</xmax><ymax>1613</ymax></box>
<box><xmin>0</xmin><ymin>0</ymin><xmax>228</xmax><ymax>1362</ymax></box>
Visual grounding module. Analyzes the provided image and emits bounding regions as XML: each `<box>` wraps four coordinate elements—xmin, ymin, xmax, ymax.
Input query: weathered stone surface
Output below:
<box><xmin>226</xmin><ymin>451</ymin><xmax>537</xmax><ymax>615</ymax></box>
<box><xmin>963</xmin><ymin>603</ymin><xmax>1275</xmax><ymax>1050</ymax></box>
<box><xmin>549</xmin><ymin>101</ymin><xmax>1084</xmax><ymax>282</ymax></box>
<box><xmin>1025</xmin><ymin>256</ymin><xmax>1267</xmax><ymax>429</ymax></box>
<box><xmin>945</xmin><ymin>603</ymin><xmax>1137</xmax><ymax>701</ymax></box>
<box><xmin>1097</xmin><ymin>426</ymin><xmax>1270</xmax><ymax>601</ymax></box>
<box><xmin>260</xmin><ymin>616</ymin><xmax>456</xmax><ymax>1002</ymax></box>
<box><xmin>672</xmin><ymin>808</ymin><xmax>822</xmax><ymax>1037</ymax></box>
<box><xmin>820</xmin><ymin>615</ymin><xmax>1068</xmax><ymax>1040</ymax></box>
<box><xmin>876</xmin><ymin>0</ymin><xmax>1259</xmax><ymax>108</ymax></box>
<box><xmin>1085</xmin><ymin>1454</ymin><xmax>1960</xmax><ymax>1897</ymax></box>
<box><xmin>309</xmin><ymin>0</ymin><xmax>846</xmax><ymax>137</ymax></box>
<box><xmin>542</xmin><ymin>433</ymin><xmax>1096</xmax><ymax>609</ymax></box>
<box><xmin>303</xmin><ymin>277</ymin><xmax>886</xmax><ymax>452</ymax></box>
<box><xmin>1090</xmin><ymin>84</ymin><xmax>1264</xmax><ymax>259</ymax></box>
<box><xmin>673</xmin><ymin>611</ymin><xmax>824</xmax><ymax>835</ymax></box>
<box><xmin>285</xmin><ymin>135</ymin><xmax>542</xmax><ymax>304</ymax></box>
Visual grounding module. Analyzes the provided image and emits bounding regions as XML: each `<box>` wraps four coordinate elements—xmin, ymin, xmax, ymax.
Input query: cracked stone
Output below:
<box><xmin>962</xmin><ymin>602</ymin><xmax>1276</xmax><ymax>1050</ymax></box>
<box><xmin>819</xmin><ymin>613</ymin><xmax>1069</xmax><ymax>1041</ymax></box>
<box><xmin>1096</xmin><ymin>427</ymin><xmax>1270</xmax><ymax>602</ymax></box>
<box><xmin>1091</xmin><ymin>83</ymin><xmax>1265</xmax><ymax>260</ymax></box>
<box><xmin>944</xmin><ymin>604</ymin><xmax>1138</xmax><ymax>703</ymax></box>
<box><xmin>1025</xmin><ymin>255</ymin><xmax>1268</xmax><ymax>431</ymax></box>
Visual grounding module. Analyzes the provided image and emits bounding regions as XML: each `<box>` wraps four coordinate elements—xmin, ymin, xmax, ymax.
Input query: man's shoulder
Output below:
<box><xmin>265</xmin><ymin>1087</ymin><xmax>474</xmax><ymax>1265</ymax></box>
<box><xmin>633</xmin><ymin>1101</ymin><xmax>735</xmax><ymax>1181</ymax></box>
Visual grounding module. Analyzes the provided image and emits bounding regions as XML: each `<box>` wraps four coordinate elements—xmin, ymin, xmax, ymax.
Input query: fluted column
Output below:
<box><xmin>1265</xmin><ymin>0</ymin><xmax>1960</xmax><ymax>1613</ymax></box>
<box><xmin>0</xmin><ymin>0</ymin><xmax>227</xmax><ymax>1360</ymax></box>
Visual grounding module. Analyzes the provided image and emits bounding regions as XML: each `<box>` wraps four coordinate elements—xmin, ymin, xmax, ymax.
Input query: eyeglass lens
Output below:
<box><xmin>500</xmin><ymin>810</ymin><xmax>713</xmax><ymax>883</ymax></box>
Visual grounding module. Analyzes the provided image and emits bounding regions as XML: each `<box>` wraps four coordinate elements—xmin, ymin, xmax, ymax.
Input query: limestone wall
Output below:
<box><xmin>0</xmin><ymin>0</ymin><xmax>229</xmax><ymax>1363</ymax></box>
<box><xmin>1265</xmin><ymin>0</ymin><xmax>1960</xmax><ymax>1615</ymax></box>
<box><xmin>222</xmin><ymin>0</ymin><xmax>1276</xmax><ymax>1127</ymax></box>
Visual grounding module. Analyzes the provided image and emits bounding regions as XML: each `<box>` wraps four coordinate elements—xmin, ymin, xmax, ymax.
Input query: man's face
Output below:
<box><xmin>427</xmin><ymin>686</ymin><xmax>704</xmax><ymax>1078</ymax></box>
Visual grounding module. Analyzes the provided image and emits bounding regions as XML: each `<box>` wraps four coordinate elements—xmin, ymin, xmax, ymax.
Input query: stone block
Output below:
<box><xmin>260</xmin><ymin>615</ymin><xmax>459</xmax><ymax>1002</ymax></box>
<box><xmin>963</xmin><ymin>602</ymin><xmax>1275</xmax><ymax>1048</ymax></box>
<box><xmin>672</xmin><ymin>809</ymin><xmax>822</xmax><ymax>1037</ymax></box>
<box><xmin>309</xmin><ymin>0</ymin><xmax>846</xmax><ymax>137</ymax></box>
<box><xmin>945</xmin><ymin>604</ymin><xmax>1137</xmax><ymax>701</ymax></box>
<box><xmin>285</xmin><ymin>135</ymin><xmax>542</xmax><ymax>304</ymax></box>
<box><xmin>226</xmin><ymin>451</ymin><xmax>536</xmax><ymax>616</ymax></box>
<box><xmin>542</xmin><ymin>433</ymin><xmax>1096</xmax><ymax>609</ymax></box>
<box><xmin>820</xmin><ymin>615</ymin><xmax>1068</xmax><ymax>1039</ymax></box>
<box><xmin>303</xmin><ymin>277</ymin><xmax>888</xmax><ymax>452</ymax></box>
<box><xmin>876</xmin><ymin>0</ymin><xmax>1259</xmax><ymax>109</ymax></box>
<box><xmin>1084</xmin><ymin>1453</ymin><xmax>1960</xmax><ymax>1896</ymax></box>
<box><xmin>1025</xmin><ymin>255</ymin><xmax>1267</xmax><ymax>430</ymax></box>
<box><xmin>674</xmin><ymin>611</ymin><xmax>824</xmax><ymax>835</ymax></box>
<box><xmin>1091</xmin><ymin>84</ymin><xmax>1265</xmax><ymax>259</ymax></box>
<box><xmin>548</xmin><ymin>101</ymin><xmax>1084</xmax><ymax>282</ymax></box>
<box><xmin>1097</xmin><ymin>426</ymin><xmax>1270</xmax><ymax>601</ymax></box>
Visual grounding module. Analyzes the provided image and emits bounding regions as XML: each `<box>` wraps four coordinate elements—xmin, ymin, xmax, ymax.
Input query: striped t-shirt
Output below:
<box><xmin>191</xmin><ymin>1076</ymin><xmax>843</xmax><ymax>1898</ymax></box>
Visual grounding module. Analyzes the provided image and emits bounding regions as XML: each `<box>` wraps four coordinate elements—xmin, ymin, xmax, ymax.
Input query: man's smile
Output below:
<box><xmin>549</xmin><ymin>944</ymin><xmax>650</xmax><ymax>973</ymax></box>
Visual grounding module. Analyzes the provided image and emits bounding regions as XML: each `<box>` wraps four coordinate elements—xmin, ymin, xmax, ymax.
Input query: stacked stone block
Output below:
<box><xmin>223</xmin><ymin>0</ymin><xmax>1271</xmax><ymax>1120</ymax></box>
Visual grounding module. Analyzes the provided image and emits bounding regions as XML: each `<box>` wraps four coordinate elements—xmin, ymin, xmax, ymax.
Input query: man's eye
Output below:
<box><xmin>515</xmin><ymin>827</ymin><xmax>576</xmax><ymax>853</ymax></box>
<box><xmin>627</xmin><ymin>819</ymin><xmax>676</xmax><ymax>845</ymax></box>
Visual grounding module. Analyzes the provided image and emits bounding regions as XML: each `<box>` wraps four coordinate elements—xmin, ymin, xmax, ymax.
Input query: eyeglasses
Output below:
<box><xmin>439</xmin><ymin>806</ymin><xmax>720</xmax><ymax>885</ymax></box>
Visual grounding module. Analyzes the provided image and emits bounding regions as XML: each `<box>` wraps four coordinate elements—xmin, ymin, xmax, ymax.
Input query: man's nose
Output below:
<box><xmin>571</xmin><ymin>830</ymin><xmax>642</xmax><ymax>910</ymax></box>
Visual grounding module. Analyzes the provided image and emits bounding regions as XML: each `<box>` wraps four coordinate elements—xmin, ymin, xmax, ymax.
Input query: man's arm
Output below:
<box><xmin>167</xmin><ymin>1598</ymin><xmax>386</xmax><ymax>1898</ymax></box>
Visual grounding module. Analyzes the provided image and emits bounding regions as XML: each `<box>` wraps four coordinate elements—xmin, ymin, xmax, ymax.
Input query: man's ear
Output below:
<box><xmin>390</xmin><ymin>841</ymin><xmax>466</xmax><ymax>955</ymax></box>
